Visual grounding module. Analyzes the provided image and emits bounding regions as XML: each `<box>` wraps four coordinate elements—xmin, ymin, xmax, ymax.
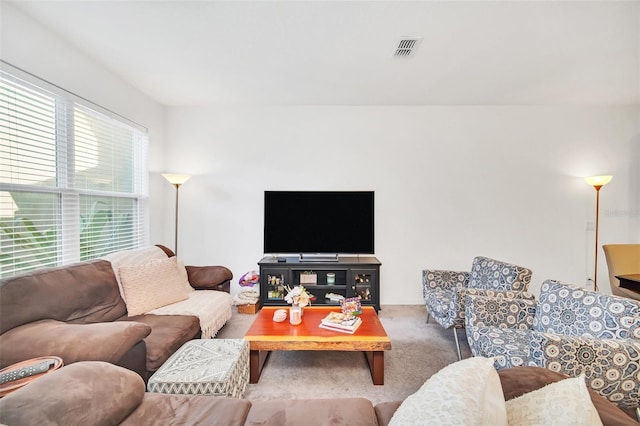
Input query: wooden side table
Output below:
<box><xmin>616</xmin><ymin>274</ymin><xmax>640</xmax><ymax>291</ymax></box>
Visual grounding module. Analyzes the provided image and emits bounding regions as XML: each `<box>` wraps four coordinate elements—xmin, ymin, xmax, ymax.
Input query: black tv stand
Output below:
<box><xmin>258</xmin><ymin>256</ymin><xmax>381</xmax><ymax>311</ymax></box>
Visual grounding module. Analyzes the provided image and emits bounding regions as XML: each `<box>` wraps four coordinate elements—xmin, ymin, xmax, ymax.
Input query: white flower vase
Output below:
<box><xmin>290</xmin><ymin>303</ymin><xmax>302</xmax><ymax>325</ymax></box>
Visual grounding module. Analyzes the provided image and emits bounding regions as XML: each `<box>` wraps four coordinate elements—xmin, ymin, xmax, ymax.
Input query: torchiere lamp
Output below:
<box><xmin>162</xmin><ymin>173</ymin><xmax>191</xmax><ymax>256</ymax></box>
<box><xmin>584</xmin><ymin>175</ymin><xmax>613</xmax><ymax>291</ymax></box>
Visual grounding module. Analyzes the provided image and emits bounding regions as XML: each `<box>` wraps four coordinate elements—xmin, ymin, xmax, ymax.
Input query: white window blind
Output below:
<box><xmin>0</xmin><ymin>66</ymin><xmax>149</xmax><ymax>278</ymax></box>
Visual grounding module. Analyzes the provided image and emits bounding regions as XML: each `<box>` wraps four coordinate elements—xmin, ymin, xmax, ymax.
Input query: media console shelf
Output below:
<box><xmin>258</xmin><ymin>256</ymin><xmax>381</xmax><ymax>312</ymax></box>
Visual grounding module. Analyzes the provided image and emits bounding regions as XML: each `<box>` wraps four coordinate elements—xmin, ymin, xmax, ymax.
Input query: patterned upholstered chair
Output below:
<box><xmin>422</xmin><ymin>256</ymin><xmax>533</xmax><ymax>360</ymax></box>
<box><xmin>466</xmin><ymin>279</ymin><xmax>640</xmax><ymax>410</ymax></box>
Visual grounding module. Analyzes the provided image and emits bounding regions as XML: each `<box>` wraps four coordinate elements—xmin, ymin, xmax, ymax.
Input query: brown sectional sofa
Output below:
<box><xmin>0</xmin><ymin>245</ymin><xmax>232</xmax><ymax>380</ymax></box>
<box><xmin>0</xmin><ymin>361</ymin><xmax>636</xmax><ymax>425</ymax></box>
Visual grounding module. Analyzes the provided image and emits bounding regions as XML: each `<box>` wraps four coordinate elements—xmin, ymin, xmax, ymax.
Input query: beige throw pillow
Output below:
<box><xmin>389</xmin><ymin>356</ymin><xmax>507</xmax><ymax>426</ymax></box>
<box><xmin>505</xmin><ymin>375</ymin><xmax>603</xmax><ymax>426</ymax></box>
<box><xmin>175</xmin><ymin>259</ymin><xmax>194</xmax><ymax>294</ymax></box>
<box><xmin>118</xmin><ymin>257</ymin><xmax>192</xmax><ymax>316</ymax></box>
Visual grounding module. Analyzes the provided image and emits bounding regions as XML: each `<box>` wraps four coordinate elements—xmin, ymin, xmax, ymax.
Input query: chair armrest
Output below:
<box><xmin>465</xmin><ymin>288</ymin><xmax>535</xmax><ymax>301</ymax></box>
<box><xmin>465</xmin><ymin>294</ymin><xmax>536</xmax><ymax>329</ymax></box>
<box><xmin>529</xmin><ymin>332</ymin><xmax>640</xmax><ymax>409</ymax></box>
<box><xmin>186</xmin><ymin>265</ymin><xmax>232</xmax><ymax>293</ymax></box>
<box><xmin>630</xmin><ymin>317</ymin><xmax>640</xmax><ymax>339</ymax></box>
<box><xmin>422</xmin><ymin>269</ymin><xmax>469</xmax><ymax>300</ymax></box>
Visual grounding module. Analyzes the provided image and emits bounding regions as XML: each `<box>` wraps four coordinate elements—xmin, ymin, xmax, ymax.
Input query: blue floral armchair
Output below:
<box><xmin>466</xmin><ymin>279</ymin><xmax>640</xmax><ymax>410</ymax></box>
<box><xmin>422</xmin><ymin>256</ymin><xmax>533</xmax><ymax>359</ymax></box>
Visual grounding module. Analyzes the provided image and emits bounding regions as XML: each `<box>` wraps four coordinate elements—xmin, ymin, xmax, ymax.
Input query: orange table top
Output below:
<box><xmin>244</xmin><ymin>306</ymin><xmax>391</xmax><ymax>352</ymax></box>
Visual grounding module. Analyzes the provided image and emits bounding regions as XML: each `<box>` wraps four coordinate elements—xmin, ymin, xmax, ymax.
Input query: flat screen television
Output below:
<box><xmin>263</xmin><ymin>191</ymin><xmax>374</xmax><ymax>256</ymax></box>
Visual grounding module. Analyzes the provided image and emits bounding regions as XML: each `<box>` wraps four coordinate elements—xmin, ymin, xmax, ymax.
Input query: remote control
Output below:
<box><xmin>0</xmin><ymin>360</ymin><xmax>55</xmax><ymax>385</ymax></box>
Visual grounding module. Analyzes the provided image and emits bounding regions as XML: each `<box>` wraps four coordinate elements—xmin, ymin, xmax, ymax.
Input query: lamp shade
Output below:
<box><xmin>162</xmin><ymin>173</ymin><xmax>191</xmax><ymax>185</ymax></box>
<box><xmin>584</xmin><ymin>175</ymin><xmax>613</xmax><ymax>187</ymax></box>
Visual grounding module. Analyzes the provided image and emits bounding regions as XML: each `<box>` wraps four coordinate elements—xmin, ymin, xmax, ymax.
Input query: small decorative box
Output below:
<box><xmin>300</xmin><ymin>271</ymin><xmax>317</xmax><ymax>285</ymax></box>
<box><xmin>237</xmin><ymin>302</ymin><xmax>261</xmax><ymax>314</ymax></box>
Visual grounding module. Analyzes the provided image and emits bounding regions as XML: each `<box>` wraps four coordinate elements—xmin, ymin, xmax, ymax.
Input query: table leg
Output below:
<box><xmin>364</xmin><ymin>351</ymin><xmax>384</xmax><ymax>385</ymax></box>
<box><xmin>249</xmin><ymin>350</ymin><xmax>270</xmax><ymax>384</ymax></box>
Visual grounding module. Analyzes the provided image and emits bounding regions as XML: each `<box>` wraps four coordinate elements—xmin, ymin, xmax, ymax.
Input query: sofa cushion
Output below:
<box><xmin>121</xmin><ymin>393</ymin><xmax>251</xmax><ymax>426</ymax></box>
<box><xmin>148</xmin><ymin>290</ymin><xmax>233</xmax><ymax>339</ymax></box>
<box><xmin>118</xmin><ymin>257</ymin><xmax>192</xmax><ymax>316</ymax></box>
<box><xmin>388</xmin><ymin>356</ymin><xmax>507</xmax><ymax>425</ymax></box>
<box><xmin>505</xmin><ymin>375</ymin><xmax>602</xmax><ymax>426</ymax></box>
<box><xmin>120</xmin><ymin>314</ymin><xmax>200</xmax><ymax>371</ymax></box>
<box><xmin>0</xmin><ymin>361</ymin><xmax>144</xmax><ymax>426</ymax></box>
<box><xmin>0</xmin><ymin>319</ymin><xmax>152</xmax><ymax>368</ymax></box>
<box><xmin>245</xmin><ymin>398</ymin><xmax>377</xmax><ymax>426</ymax></box>
<box><xmin>0</xmin><ymin>260</ymin><xmax>126</xmax><ymax>334</ymax></box>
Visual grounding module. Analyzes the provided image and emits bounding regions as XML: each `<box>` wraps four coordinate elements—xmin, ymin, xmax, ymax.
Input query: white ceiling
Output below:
<box><xmin>8</xmin><ymin>0</ymin><xmax>640</xmax><ymax>106</ymax></box>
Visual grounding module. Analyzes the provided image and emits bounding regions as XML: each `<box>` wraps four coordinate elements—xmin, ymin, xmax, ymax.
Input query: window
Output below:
<box><xmin>0</xmin><ymin>65</ymin><xmax>149</xmax><ymax>278</ymax></box>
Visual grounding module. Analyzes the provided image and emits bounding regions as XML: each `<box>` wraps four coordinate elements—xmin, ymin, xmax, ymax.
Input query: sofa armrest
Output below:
<box><xmin>529</xmin><ymin>332</ymin><xmax>640</xmax><ymax>409</ymax></box>
<box><xmin>186</xmin><ymin>265</ymin><xmax>232</xmax><ymax>293</ymax></box>
<box><xmin>0</xmin><ymin>319</ymin><xmax>151</xmax><ymax>368</ymax></box>
<box><xmin>0</xmin><ymin>361</ymin><xmax>144</xmax><ymax>425</ymax></box>
<box><xmin>374</xmin><ymin>401</ymin><xmax>402</xmax><ymax>426</ymax></box>
<box><xmin>154</xmin><ymin>244</ymin><xmax>232</xmax><ymax>293</ymax></box>
<box><xmin>422</xmin><ymin>269</ymin><xmax>469</xmax><ymax>300</ymax></box>
<box><xmin>465</xmin><ymin>294</ymin><xmax>536</xmax><ymax>329</ymax></box>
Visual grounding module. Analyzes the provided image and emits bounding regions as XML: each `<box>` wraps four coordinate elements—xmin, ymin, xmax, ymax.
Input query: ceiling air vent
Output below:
<box><xmin>394</xmin><ymin>37</ymin><xmax>422</xmax><ymax>57</ymax></box>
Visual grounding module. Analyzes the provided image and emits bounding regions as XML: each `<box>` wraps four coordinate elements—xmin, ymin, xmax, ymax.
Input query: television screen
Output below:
<box><xmin>263</xmin><ymin>191</ymin><xmax>374</xmax><ymax>255</ymax></box>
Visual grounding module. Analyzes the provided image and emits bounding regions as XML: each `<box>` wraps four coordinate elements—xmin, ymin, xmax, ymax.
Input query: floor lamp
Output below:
<box><xmin>584</xmin><ymin>175</ymin><xmax>612</xmax><ymax>292</ymax></box>
<box><xmin>162</xmin><ymin>173</ymin><xmax>191</xmax><ymax>256</ymax></box>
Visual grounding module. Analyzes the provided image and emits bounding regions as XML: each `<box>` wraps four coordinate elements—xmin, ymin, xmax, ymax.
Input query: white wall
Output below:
<box><xmin>164</xmin><ymin>106</ymin><xmax>640</xmax><ymax>303</ymax></box>
<box><xmin>3</xmin><ymin>2</ymin><xmax>638</xmax><ymax>305</ymax></box>
<box><xmin>0</xmin><ymin>3</ymin><xmax>167</xmax><ymax>242</ymax></box>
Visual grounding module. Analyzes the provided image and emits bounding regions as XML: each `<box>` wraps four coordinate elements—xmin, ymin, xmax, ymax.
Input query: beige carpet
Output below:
<box><xmin>216</xmin><ymin>305</ymin><xmax>471</xmax><ymax>405</ymax></box>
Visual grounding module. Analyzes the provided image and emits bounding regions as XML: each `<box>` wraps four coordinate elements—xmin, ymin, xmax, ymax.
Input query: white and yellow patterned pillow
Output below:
<box><xmin>389</xmin><ymin>357</ymin><xmax>507</xmax><ymax>426</ymax></box>
<box><xmin>118</xmin><ymin>257</ymin><xmax>192</xmax><ymax>316</ymax></box>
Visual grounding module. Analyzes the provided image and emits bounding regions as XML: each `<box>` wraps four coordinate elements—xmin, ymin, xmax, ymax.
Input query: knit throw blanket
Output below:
<box><xmin>149</xmin><ymin>290</ymin><xmax>233</xmax><ymax>339</ymax></box>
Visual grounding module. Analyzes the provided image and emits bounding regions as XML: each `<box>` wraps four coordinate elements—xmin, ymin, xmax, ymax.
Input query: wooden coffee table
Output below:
<box><xmin>244</xmin><ymin>306</ymin><xmax>391</xmax><ymax>385</ymax></box>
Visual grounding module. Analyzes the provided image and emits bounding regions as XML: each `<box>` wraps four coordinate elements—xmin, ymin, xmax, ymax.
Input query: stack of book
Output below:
<box><xmin>319</xmin><ymin>312</ymin><xmax>362</xmax><ymax>334</ymax></box>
